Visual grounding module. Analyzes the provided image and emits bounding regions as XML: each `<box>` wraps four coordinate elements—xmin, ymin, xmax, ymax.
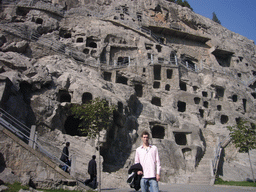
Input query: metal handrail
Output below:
<box><xmin>0</xmin><ymin>108</ymin><xmax>30</xmax><ymax>136</ymax></box>
<box><xmin>0</xmin><ymin>108</ymin><xmax>71</xmax><ymax>171</ymax></box>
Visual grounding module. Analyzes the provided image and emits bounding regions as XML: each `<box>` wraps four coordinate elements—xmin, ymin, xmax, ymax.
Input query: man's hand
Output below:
<box><xmin>156</xmin><ymin>174</ymin><xmax>160</xmax><ymax>182</ymax></box>
<box><xmin>137</xmin><ymin>171</ymin><xmax>143</xmax><ymax>175</ymax></box>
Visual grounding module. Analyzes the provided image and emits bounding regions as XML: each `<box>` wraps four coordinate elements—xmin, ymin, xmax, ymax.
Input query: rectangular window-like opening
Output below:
<box><xmin>154</xmin><ymin>65</ymin><xmax>161</xmax><ymax>80</ymax></box>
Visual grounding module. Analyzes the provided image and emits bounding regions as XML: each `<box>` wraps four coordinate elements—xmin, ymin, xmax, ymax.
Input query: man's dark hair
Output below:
<box><xmin>92</xmin><ymin>155</ymin><xmax>96</xmax><ymax>159</ymax></box>
<box><xmin>140</xmin><ymin>130</ymin><xmax>150</xmax><ymax>138</ymax></box>
<box><xmin>66</xmin><ymin>142</ymin><xmax>70</xmax><ymax>146</ymax></box>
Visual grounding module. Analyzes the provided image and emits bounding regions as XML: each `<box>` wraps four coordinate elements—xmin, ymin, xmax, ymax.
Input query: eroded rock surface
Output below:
<box><xmin>0</xmin><ymin>0</ymin><xmax>256</xmax><ymax>187</ymax></box>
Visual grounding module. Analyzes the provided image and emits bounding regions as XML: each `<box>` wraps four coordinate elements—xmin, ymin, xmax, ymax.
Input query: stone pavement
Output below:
<box><xmin>101</xmin><ymin>183</ymin><xmax>256</xmax><ymax>192</ymax></box>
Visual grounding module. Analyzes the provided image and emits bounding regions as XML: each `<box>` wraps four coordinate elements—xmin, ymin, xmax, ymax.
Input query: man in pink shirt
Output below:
<box><xmin>135</xmin><ymin>131</ymin><xmax>161</xmax><ymax>192</ymax></box>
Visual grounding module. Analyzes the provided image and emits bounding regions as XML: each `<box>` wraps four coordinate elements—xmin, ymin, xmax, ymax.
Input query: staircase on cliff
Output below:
<box><xmin>0</xmin><ymin>108</ymin><xmax>89</xmax><ymax>190</ymax></box>
<box><xmin>188</xmin><ymin>146</ymin><xmax>214</xmax><ymax>185</ymax></box>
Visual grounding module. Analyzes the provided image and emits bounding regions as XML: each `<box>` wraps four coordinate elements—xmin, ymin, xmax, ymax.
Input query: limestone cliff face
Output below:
<box><xmin>0</xmin><ymin>0</ymin><xmax>256</xmax><ymax>187</ymax></box>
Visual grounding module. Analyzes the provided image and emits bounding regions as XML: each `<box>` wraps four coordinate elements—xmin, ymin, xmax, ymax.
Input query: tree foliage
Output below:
<box><xmin>227</xmin><ymin>119</ymin><xmax>256</xmax><ymax>153</ymax></box>
<box><xmin>70</xmin><ymin>97</ymin><xmax>116</xmax><ymax>138</ymax></box>
<box><xmin>212</xmin><ymin>12</ymin><xmax>221</xmax><ymax>24</ymax></box>
<box><xmin>166</xmin><ymin>0</ymin><xmax>193</xmax><ymax>10</ymax></box>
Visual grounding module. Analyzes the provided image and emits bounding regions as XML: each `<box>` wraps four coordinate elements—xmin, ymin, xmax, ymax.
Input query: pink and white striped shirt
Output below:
<box><xmin>135</xmin><ymin>145</ymin><xmax>161</xmax><ymax>178</ymax></box>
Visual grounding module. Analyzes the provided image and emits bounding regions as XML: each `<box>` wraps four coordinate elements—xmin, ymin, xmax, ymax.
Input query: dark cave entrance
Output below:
<box><xmin>151</xmin><ymin>125</ymin><xmax>165</xmax><ymax>139</ymax></box>
<box><xmin>82</xmin><ymin>92</ymin><xmax>93</xmax><ymax>104</ymax></box>
<box><xmin>103</xmin><ymin>72</ymin><xmax>112</xmax><ymax>81</ymax></box>
<box><xmin>135</xmin><ymin>84</ymin><xmax>143</xmax><ymax>97</ymax></box>
<box><xmin>151</xmin><ymin>97</ymin><xmax>161</xmax><ymax>106</ymax></box>
<box><xmin>64</xmin><ymin>116</ymin><xmax>83</xmax><ymax>136</ymax></box>
<box><xmin>58</xmin><ymin>90</ymin><xmax>71</xmax><ymax>103</ymax></box>
<box><xmin>154</xmin><ymin>65</ymin><xmax>161</xmax><ymax>80</ymax></box>
<box><xmin>174</xmin><ymin>132</ymin><xmax>187</xmax><ymax>145</ymax></box>
<box><xmin>178</xmin><ymin>101</ymin><xmax>186</xmax><ymax>112</ymax></box>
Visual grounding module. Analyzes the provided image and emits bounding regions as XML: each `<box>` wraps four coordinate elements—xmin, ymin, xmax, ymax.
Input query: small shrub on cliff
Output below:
<box><xmin>166</xmin><ymin>0</ymin><xmax>193</xmax><ymax>10</ymax></box>
<box><xmin>70</xmin><ymin>97</ymin><xmax>115</xmax><ymax>138</ymax></box>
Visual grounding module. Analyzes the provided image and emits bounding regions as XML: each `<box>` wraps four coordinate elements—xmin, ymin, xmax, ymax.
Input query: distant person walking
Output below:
<box><xmin>135</xmin><ymin>131</ymin><xmax>161</xmax><ymax>192</ymax></box>
<box><xmin>85</xmin><ymin>155</ymin><xmax>97</xmax><ymax>189</ymax></box>
<box><xmin>60</xmin><ymin>142</ymin><xmax>71</xmax><ymax>172</ymax></box>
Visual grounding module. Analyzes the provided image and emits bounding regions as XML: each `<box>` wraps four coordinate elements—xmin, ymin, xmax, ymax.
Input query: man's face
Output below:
<box><xmin>141</xmin><ymin>134</ymin><xmax>149</xmax><ymax>145</ymax></box>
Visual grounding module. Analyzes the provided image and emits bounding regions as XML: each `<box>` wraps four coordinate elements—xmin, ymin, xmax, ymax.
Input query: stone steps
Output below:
<box><xmin>188</xmin><ymin>147</ymin><xmax>214</xmax><ymax>185</ymax></box>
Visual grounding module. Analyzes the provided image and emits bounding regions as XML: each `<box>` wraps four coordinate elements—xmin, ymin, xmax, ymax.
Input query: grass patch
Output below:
<box><xmin>215</xmin><ymin>177</ymin><xmax>256</xmax><ymax>187</ymax></box>
<box><xmin>6</xmin><ymin>182</ymin><xmax>29</xmax><ymax>192</ymax></box>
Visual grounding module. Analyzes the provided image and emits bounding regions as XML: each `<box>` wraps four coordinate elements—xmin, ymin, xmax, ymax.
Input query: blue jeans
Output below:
<box><xmin>140</xmin><ymin>178</ymin><xmax>159</xmax><ymax>192</ymax></box>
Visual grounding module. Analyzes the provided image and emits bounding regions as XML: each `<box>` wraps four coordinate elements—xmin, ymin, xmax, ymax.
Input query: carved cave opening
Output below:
<box><xmin>178</xmin><ymin>101</ymin><xmax>186</xmax><ymax>112</ymax></box>
<box><xmin>217</xmin><ymin>105</ymin><xmax>222</xmax><ymax>111</ymax></box>
<box><xmin>194</xmin><ymin>97</ymin><xmax>200</xmax><ymax>104</ymax></box>
<box><xmin>103</xmin><ymin>71</ymin><xmax>112</xmax><ymax>81</ymax></box>
<box><xmin>179</xmin><ymin>81</ymin><xmax>187</xmax><ymax>91</ymax></box>
<box><xmin>199</xmin><ymin>109</ymin><xmax>204</xmax><ymax>118</ymax></box>
<box><xmin>151</xmin><ymin>125</ymin><xmax>165</xmax><ymax>139</ymax></box>
<box><xmin>165</xmin><ymin>84</ymin><xmax>170</xmax><ymax>91</ymax></box>
<box><xmin>76</xmin><ymin>37</ymin><xmax>83</xmax><ymax>43</ymax></box>
<box><xmin>202</xmin><ymin>91</ymin><xmax>208</xmax><ymax>97</ymax></box>
<box><xmin>151</xmin><ymin>97</ymin><xmax>161</xmax><ymax>106</ymax></box>
<box><xmin>212</xmin><ymin>49</ymin><xmax>233</xmax><ymax>67</ymax></box>
<box><xmin>58</xmin><ymin>90</ymin><xmax>71</xmax><ymax>103</ymax></box>
<box><xmin>232</xmin><ymin>94</ymin><xmax>238</xmax><ymax>102</ymax></box>
<box><xmin>215</xmin><ymin>86</ymin><xmax>225</xmax><ymax>99</ymax></box>
<box><xmin>64</xmin><ymin>116</ymin><xmax>83</xmax><ymax>136</ymax></box>
<box><xmin>82</xmin><ymin>92</ymin><xmax>92</xmax><ymax>104</ymax></box>
<box><xmin>145</xmin><ymin>43</ymin><xmax>153</xmax><ymax>50</ymax></box>
<box><xmin>117</xmin><ymin>57</ymin><xmax>129</xmax><ymax>65</ymax></box>
<box><xmin>174</xmin><ymin>132</ymin><xmax>187</xmax><ymax>145</ymax></box>
<box><xmin>83</xmin><ymin>48</ymin><xmax>90</xmax><ymax>54</ymax></box>
<box><xmin>154</xmin><ymin>65</ymin><xmax>161</xmax><ymax>80</ymax></box>
<box><xmin>220</xmin><ymin>115</ymin><xmax>229</xmax><ymax>124</ymax></box>
<box><xmin>135</xmin><ymin>84</ymin><xmax>143</xmax><ymax>97</ymax></box>
<box><xmin>116</xmin><ymin>72</ymin><xmax>128</xmax><ymax>85</ymax></box>
<box><xmin>86</xmin><ymin>37</ymin><xmax>97</xmax><ymax>48</ymax></box>
<box><xmin>156</xmin><ymin>44</ymin><xmax>162</xmax><ymax>52</ymax></box>
<box><xmin>35</xmin><ymin>18</ymin><xmax>43</xmax><ymax>24</ymax></box>
<box><xmin>166</xmin><ymin>69</ymin><xmax>173</xmax><ymax>79</ymax></box>
<box><xmin>203</xmin><ymin>101</ymin><xmax>208</xmax><ymax>108</ymax></box>
<box><xmin>153</xmin><ymin>81</ymin><xmax>160</xmax><ymax>89</ymax></box>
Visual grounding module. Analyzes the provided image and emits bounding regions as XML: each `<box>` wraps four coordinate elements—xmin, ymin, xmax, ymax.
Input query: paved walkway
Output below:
<box><xmin>101</xmin><ymin>183</ymin><xmax>256</xmax><ymax>192</ymax></box>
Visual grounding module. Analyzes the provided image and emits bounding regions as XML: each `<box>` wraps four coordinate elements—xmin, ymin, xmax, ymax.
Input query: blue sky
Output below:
<box><xmin>187</xmin><ymin>0</ymin><xmax>256</xmax><ymax>43</ymax></box>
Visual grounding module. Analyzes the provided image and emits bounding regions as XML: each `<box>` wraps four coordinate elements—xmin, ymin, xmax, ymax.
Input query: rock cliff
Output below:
<box><xmin>0</xmin><ymin>0</ymin><xmax>256</xmax><ymax>188</ymax></box>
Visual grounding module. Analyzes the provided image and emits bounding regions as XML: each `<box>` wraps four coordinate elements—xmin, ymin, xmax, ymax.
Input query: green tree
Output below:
<box><xmin>212</xmin><ymin>12</ymin><xmax>221</xmax><ymax>24</ymax></box>
<box><xmin>183</xmin><ymin>0</ymin><xmax>193</xmax><ymax>10</ymax></box>
<box><xmin>71</xmin><ymin>97</ymin><xmax>116</xmax><ymax>191</ymax></box>
<box><xmin>227</xmin><ymin>119</ymin><xmax>256</xmax><ymax>183</ymax></box>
